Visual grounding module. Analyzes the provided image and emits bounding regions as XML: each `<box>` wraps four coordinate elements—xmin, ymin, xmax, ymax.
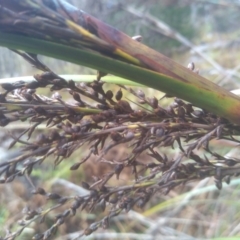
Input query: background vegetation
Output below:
<box><xmin>1</xmin><ymin>0</ymin><xmax>240</xmax><ymax>239</ymax></box>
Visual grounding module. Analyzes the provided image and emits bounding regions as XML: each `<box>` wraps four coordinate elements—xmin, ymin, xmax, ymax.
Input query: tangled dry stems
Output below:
<box><xmin>0</xmin><ymin>69</ymin><xmax>240</xmax><ymax>239</ymax></box>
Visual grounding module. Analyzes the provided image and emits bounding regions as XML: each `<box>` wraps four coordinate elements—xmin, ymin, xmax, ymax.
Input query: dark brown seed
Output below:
<box><xmin>70</xmin><ymin>162</ymin><xmax>82</xmax><ymax>170</ymax></box>
<box><xmin>68</xmin><ymin>80</ymin><xmax>76</xmax><ymax>88</ymax></box>
<box><xmin>110</xmin><ymin>131</ymin><xmax>122</xmax><ymax>142</ymax></box>
<box><xmin>1</xmin><ymin>83</ymin><xmax>14</xmax><ymax>91</ymax></box>
<box><xmin>115</xmin><ymin>164</ymin><xmax>124</xmax><ymax>179</ymax></box>
<box><xmin>47</xmin><ymin>193</ymin><xmax>61</xmax><ymax>200</ymax></box>
<box><xmin>148</xmin><ymin>97</ymin><xmax>158</xmax><ymax>109</ymax></box>
<box><xmin>115</xmin><ymin>88</ymin><xmax>123</xmax><ymax>101</ymax></box>
<box><xmin>73</xmin><ymin>92</ymin><xmax>82</xmax><ymax>102</ymax></box>
<box><xmin>136</xmin><ymin>89</ymin><xmax>145</xmax><ymax>99</ymax></box>
<box><xmin>32</xmin><ymin>187</ymin><xmax>46</xmax><ymax>195</ymax></box>
<box><xmin>105</xmin><ymin>90</ymin><xmax>113</xmax><ymax>99</ymax></box>
<box><xmin>116</xmin><ymin>100</ymin><xmax>133</xmax><ymax>113</ymax></box>
<box><xmin>82</xmin><ymin>181</ymin><xmax>90</xmax><ymax>189</ymax></box>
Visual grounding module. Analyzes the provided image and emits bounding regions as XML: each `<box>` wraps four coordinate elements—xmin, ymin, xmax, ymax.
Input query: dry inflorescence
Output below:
<box><xmin>1</xmin><ymin>69</ymin><xmax>240</xmax><ymax>239</ymax></box>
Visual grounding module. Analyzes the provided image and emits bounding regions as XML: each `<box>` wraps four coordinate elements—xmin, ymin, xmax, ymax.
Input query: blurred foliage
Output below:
<box><xmin>148</xmin><ymin>3</ymin><xmax>196</xmax><ymax>53</ymax></box>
